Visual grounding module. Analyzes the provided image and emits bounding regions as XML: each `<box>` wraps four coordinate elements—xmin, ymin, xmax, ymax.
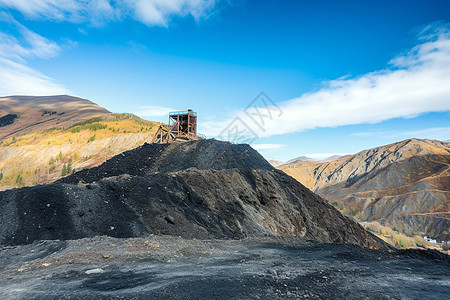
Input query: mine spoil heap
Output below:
<box><xmin>0</xmin><ymin>139</ymin><xmax>386</xmax><ymax>249</ymax></box>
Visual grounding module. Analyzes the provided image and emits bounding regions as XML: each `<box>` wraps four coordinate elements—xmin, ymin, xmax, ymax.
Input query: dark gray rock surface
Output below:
<box><xmin>0</xmin><ymin>139</ymin><xmax>386</xmax><ymax>249</ymax></box>
<box><xmin>0</xmin><ymin>236</ymin><xmax>448</xmax><ymax>300</ymax></box>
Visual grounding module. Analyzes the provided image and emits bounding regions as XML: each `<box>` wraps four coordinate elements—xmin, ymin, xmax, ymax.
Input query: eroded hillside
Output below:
<box><xmin>279</xmin><ymin>139</ymin><xmax>450</xmax><ymax>241</ymax></box>
<box><xmin>0</xmin><ymin>95</ymin><xmax>110</xmax><ymax>140</ymax></box>
<box><xmin>0</xmin><ymin>114</ymin><xmax>159</xmax><ymax>190</ymax></box>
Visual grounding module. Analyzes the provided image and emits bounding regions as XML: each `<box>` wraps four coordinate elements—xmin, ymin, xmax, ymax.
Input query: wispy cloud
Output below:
<box><xmin>251</xmin><ymin>143</ymin><xmax>285</xmax><ymax>150</ymax></box>
<box><xmin>0</xmin><ymin>13</ymin><xmax>69</xmax><ymax>96</ymax></box>
<box><xmin>204</xmin><ymin>22</ymin><xmax>450</xmax><ymax>139</ymax></box>
<box><xmin>352</xmin><ymin>127</ymin><xmax>450</xmax><ymax>141</ymax></box>
<box><xmin>134</xmin><ymin>105</ymin><xmax>175</xmax><ymax>117</ymax></box>
<box><xmin>0</xmin><ymin>0</ymin><xmax>218</xmax><ymax>27</ymax></box>
<box><xmin>0</xmin><ymin>1</ymin><xmax>220</xmax><ymax>96</ymax></box>
<box><xmin>0</xmin><ymin>12</ymin><xmax>61</xmax><ymax>61</ymax></box>
<box><xmin>0</xmin><ymin>58</ymin><xmax>68</xmax><ymax>95</ymax></box>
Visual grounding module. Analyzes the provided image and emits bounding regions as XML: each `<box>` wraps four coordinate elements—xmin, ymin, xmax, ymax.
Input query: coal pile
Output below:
<box><xmin>0</xmin><ymin>139</ymin><xmax>386</xmax><ymax>249</ymax></box>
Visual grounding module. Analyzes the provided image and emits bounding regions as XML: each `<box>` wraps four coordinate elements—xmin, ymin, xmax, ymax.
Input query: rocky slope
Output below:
<box><xmin>279</xmin><ymin>138</ymin><xmax>450</xmax><ymax>240</ymax></box>
<box><xmin>1</xmin><ymin>236</ymin><xmax>448</xmax><ymax>300</ymax></box>
<box><xmin>0</xmin><ymin>95</ymin><xmax>110</xmax><ymax>140</ymax></box>
<box><xmin>0</xmin><ymin>139</ymin><xmax>386</xmax><ymax>249</ymax></box>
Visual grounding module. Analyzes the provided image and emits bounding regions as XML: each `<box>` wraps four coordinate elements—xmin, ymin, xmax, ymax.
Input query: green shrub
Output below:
<box><xmin>443</xmin><ymin>242</ymin><xmax>450</xmax><ymax>251</ymax></box>
<box><xmin>348</xmin><ymin>209</ymin><xmax>358</xmax><ymax>216</ymax></box>
<box><xmin>61</xmin><ymin>159</ymin><xmax>73</xmax><ymax>176</ymax></box>
<box><xmin>71</xmin><ymin>127</ymin><xmax>81</xmax><ymax>133</ymax></box>
<box><xmin>71</xmin><ymin>122</ymin><xmax>107</xmax><ymax>133</ymax></box>
<box><xmin>87</xmin><ymin>134</ymin><xmax>96</xmax><ymax>143</ymax></box>
<box><xmin>0</xmin><ymin>173</ymin><xmax>3</xmax><ymax>181</ymax></box>
<box><xmin>85</xmin><ymin>123</ymin><xmax>107</xmax><ymax>131</ymax></box>
<box><xmin>69</xmin><ymin>117</ymin><xmax>103</xmax><ymax>128</ymax></box>
<box><xmin>15</xmin><ymin>175</ymin><xmax>22</xmax><ymax>185</ymax></box>
<box><xmin>61</xmin><ymin>163</ymin><xmax>67</xmax><ymax>176</ymax></box>
<box><xmin>49</xmin><ymin>165</ymin><xmax>56</xmax><ymax>172</ymax></box>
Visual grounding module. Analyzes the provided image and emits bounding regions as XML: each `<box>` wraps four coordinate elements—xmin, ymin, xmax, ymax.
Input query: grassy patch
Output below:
<box><xmin>363</xmin><ymin>221</ymin><xmax>432</xmax><ymax>249</ymax></box>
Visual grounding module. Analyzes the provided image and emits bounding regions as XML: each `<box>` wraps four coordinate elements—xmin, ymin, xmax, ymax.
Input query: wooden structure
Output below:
<box><xmin>152</xmin><ymin>109</ymin><xmax>202</xmax><ymax>143</ymax></box>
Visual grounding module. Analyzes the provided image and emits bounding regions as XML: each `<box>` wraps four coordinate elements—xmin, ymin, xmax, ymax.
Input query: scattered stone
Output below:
<box><xmin>85</xmin><ymin>268</ymin><xmax>104</xmax><ymax>274</ymax></box>
<box><xmin>165</xmin><ymin>215</ymin><xmax>175</xmax><ymax>224</ymax></box>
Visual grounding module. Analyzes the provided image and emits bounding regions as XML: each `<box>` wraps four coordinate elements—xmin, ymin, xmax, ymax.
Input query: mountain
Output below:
<box><xmin>0</xmin><ymin>96</ymin><xmax>159</xmax><ymax>190</ymax></box>
<box><xmin>279</xmin><ymin>138</ymin><xmax>450</xmax><ymax>241</ymax></box>
<box><xmin>0</xmin><ymin>139</ymin><xmax>387</xmax><ymax>249</ymax></box>
<box><xmin>286</xmin><ymin>156</ymin><xmax>315</xmax><ymax>164</ymax></box>
<box><xmin>0</xmin><ymin>95</ymin><xmax>110</xmax><ymax>140</ymax></box>
<box><xmin>320</xmin><ymin>154</ymin><xmax>350</xmax><ymax>162</ymax></box>
<box><xmin>267</xmin><ymin>158</ymin><xmax>285</xmax><ymax>167</ymax></box>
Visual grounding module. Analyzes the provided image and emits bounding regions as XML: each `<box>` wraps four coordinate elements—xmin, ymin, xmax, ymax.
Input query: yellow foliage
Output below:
<box><xmin>0</xmin><ymin>114</ymin><xmax>160</xmax><ymax>189</ymax></box>
<box><xmin>363</xmin><ymin>221</ymin><xmax>440</xmax><ymax>250</ymax></box>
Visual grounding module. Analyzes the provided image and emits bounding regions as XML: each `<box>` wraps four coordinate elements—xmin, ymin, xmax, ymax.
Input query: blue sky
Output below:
<box><xmin>0</xmin><ymin>0</ymin><xmax>449</xmax><ymax>161</ymax></box>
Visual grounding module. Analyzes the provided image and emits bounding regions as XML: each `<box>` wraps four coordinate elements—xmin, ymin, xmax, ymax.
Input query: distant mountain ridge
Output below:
<box><xmin>279</xmin><ymin>138</ymin><xmax>450</xmax><ymax>240</ymax></box>
<box><xmin>267</xmin><ymin>154</ymin><xmax>349</xmax><ymax>167</ymax></box>
<box><xmin>267</xmin><ymin>159</ymin><xmax>285</xmax><ymax>167</ymax></box>
<box><xmin>286</xmin><ymin>156</ymin><xmax>314</xmax><ymax>164</ymax></box>
<box><xmin>0</xmin><ymin>95</ymin><xmax>110</xmax><ymax>140</ymax></box>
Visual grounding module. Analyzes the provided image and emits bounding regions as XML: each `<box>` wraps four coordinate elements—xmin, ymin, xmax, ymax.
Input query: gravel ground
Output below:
<box><xmin>0</xmin><ymin>236</ymin><xmax>448</xmax><ymax>300</ymax></box>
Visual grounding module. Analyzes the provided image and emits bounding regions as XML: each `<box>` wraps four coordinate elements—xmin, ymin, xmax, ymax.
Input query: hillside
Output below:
<box><xmin>0</xmin><ymin>95</ymin><xmax>110</xmax><ymax>140</ymax></box>
<box><xmin>279</xmin><ymin>138</ymin><xmax>450</xmax><ymax>241</ymax></box>
<box><xmin>0</xmin><ymin>95</ymin><xmax>162</xmax><ymax>190</ymax></box>
<box><xmin>0</xmin><ymin>113</ymin><xmax>159</xmax><ymax>190</ymax></box>
<box><xmin>0</xmin><ymin>139</ymin><xmax>387</xmax><ymax>249</ymax></box>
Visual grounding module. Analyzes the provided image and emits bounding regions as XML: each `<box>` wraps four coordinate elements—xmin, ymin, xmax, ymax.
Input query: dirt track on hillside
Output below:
<box><xmin>0</xmin><ymin>236</ymin><xmax>448</xmax><ymax>300</ymax></box>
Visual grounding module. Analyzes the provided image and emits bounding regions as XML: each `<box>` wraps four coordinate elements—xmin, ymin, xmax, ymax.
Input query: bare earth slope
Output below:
<box><xmin>0</xmin><ymin>113</ymin><xmax>158</xmax><ymax>190</ymax></box>
<box><xmin>279</xmin><ymin>138</ymin><xmax>450</xmax><ymax>240</ymax></box>
<box><xmin>0</xmin><ymin>139</ymin><xmax>386</xmax><ymax>249</ymax></box>
<box><xmin>0</xmin><ymin>95</ymin><xmax>110</xmax><ymax>140</ymax></box>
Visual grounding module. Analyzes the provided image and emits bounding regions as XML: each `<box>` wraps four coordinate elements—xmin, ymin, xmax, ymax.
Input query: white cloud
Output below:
<box><xmin>0</xmin><ymin>0</ymin><xmax>116</xmax><ymax>23</ymax></box>
<box><xmin>352</xmin><ymin>127</ymin><xmax>450</xmax><ymax>141</ymax></box>
<box><xmin>251</xmin><ymin>144</ymin><xmax>285</xmax><ymax>150</ymax></box>
<box><xmin>135</xmin><ymin>105</ymin><xmax>175</xmax><ymax>117</ymax></box>
<box><xmin>0</xmin><ymin>12</ymin><xmax>61</xmax><ymax>61</ymax></box>
<box><xmin>0</xmin><ymin>1</ymin><xmax>219</xmax><ymax>96</ymax></box>
<box><xmin>0</xmin><ymin>0</ymin><xmax>218</xmax><ymax>26</ymax></box>
<box><xmin>0</xmin><ymin>14</ymin><xmax>69</xmax><ymax>96</ymax></box>
<box><xmin>0</xmin><ymin>58</ymin><xmax>68</xmax><ymax>95</ymax></box>
<box><xmin>205</xmin><ymin>23</ymin><xmax>450</xmax><ymax>140</ymax></box>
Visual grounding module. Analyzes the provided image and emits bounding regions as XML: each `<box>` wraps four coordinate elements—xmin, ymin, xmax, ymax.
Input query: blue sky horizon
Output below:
<box><xmin>0</xmin><ymin>0</ymin><xmax>449</xmax><ymax>161</ymax></box>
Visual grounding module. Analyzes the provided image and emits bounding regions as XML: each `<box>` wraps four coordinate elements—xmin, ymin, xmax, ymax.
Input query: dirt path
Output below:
<box><xmin>0</xmin><ymin>236</ymin><xmax>448</xmax><ymax>299</ymax></box>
